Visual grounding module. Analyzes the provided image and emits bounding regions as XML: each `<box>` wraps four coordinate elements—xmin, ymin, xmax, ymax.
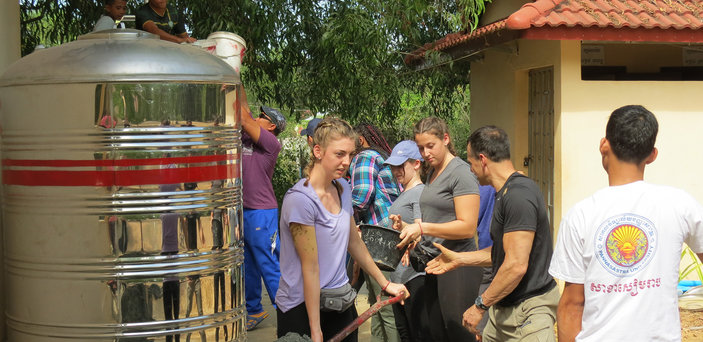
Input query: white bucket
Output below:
<box><xmin>203</xmin><ymin>31</ymin><xmax>247</xmax><ymax>74</ymax></box>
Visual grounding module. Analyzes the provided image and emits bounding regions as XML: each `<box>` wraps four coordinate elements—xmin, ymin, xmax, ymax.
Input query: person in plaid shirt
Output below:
<box><xmin>349</xmin><ymin>122</ymin><xmax>401</xmax><ymax>342</ymax></box>
<box><xmin>350</xmin><ymin>126</ymin><xmax>400</xmax><ymax>227</ymax></box>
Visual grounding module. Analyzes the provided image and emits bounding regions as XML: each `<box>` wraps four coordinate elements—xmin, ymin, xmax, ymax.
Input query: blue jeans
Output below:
<box><xmin>243</xmin><ymin>208</ymin><xmax>280</xmax><ymax>314</ymax></box>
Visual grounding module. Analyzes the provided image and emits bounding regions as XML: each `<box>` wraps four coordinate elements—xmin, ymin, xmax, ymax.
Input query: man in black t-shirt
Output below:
<box><xmin>425</xmin><ymin>125</ymin><xmax>558</xmax><ymax>342</ymax></box>
<box><xmin>135</xmin><ymin>0</ymin><xmax>196</xmax><ymax>43</ymax></box>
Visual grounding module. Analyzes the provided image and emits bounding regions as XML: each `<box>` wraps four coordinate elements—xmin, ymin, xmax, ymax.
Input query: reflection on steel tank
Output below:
<box><xmin>0</xmin><ymin>29</ymin><xmax>245</xmax><ymax>341</ymax></box>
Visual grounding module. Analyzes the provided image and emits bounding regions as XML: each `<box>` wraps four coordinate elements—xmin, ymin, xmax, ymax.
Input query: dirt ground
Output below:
<box><xmin>681</xmin><ymin>309</ymin><xmax>703</xmax><ymax>341</ymax></box>
<box><xmin>552</xmin><ymin>309</ymin><xmax>703</xmax><ymax>341</ymax></box>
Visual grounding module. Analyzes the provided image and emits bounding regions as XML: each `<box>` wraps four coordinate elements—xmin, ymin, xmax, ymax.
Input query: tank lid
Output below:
<box><xmin>0</xmin><ymin>29</ymin><xmax>239</xmax><ymax>86</ymax></box>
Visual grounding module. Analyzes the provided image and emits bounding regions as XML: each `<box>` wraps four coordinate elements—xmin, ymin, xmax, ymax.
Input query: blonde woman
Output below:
<box><xmin>276</xmin><ymin>117</ymin><xmax>409</xmax><ymax>342</ymax></box>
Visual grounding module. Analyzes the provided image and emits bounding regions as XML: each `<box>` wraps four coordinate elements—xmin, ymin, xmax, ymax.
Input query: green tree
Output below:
<box><xmin>20</xmin><ymin>0</ymin><xmax>489</xmax><ymax>125</ymax></box>
<box><xmin>20</xmin><ymin>0</ymin><xmax>103</xmax><ymax>55</ymax></box>
<box><xmin>186</xmin><ymin>0</ymin><xmax>481</xmax><ymax>124</ymax></box>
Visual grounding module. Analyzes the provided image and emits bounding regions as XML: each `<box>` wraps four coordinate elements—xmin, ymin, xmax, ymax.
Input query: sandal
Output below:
<box><xmin>246</xmin><ymin>311</ymin><xmax>269</xmax><ymax>331</ymax></box>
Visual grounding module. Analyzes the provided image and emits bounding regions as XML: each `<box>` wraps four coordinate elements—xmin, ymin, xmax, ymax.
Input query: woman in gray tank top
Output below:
<box><xmin>393</xmin><ymin>117</ymin><xmax>483</xmax><ymax>342</ymax></box>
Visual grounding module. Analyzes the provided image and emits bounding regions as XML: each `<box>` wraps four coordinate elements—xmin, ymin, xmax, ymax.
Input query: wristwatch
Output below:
<box><xmin>474</xmin><ymin>295</ymin><xmax>490</xmax><ymax>311</ymax></box>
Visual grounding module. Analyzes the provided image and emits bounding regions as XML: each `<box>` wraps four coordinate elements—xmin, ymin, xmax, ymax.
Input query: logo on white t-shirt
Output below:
<box><xmin>594</xmin><ymin>213</ymin><xmax>657</xmax><ymax>277</ymax></box>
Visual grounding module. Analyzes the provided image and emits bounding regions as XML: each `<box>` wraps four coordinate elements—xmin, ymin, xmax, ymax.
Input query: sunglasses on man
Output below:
<box><xmin>258</xmin><ymin>112</ymin><xmax>272</xmax><ymax>122</ymax></box>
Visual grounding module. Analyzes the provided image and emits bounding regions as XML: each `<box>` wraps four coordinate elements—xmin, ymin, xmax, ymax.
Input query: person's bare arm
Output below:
<box><xmin>557</xmin><ymin>282</ymin><xmax>585</xmax><ymax>342</ymax></box>
<box><xmin>480</xmin><ymin>230</ymin><xmax>534</xmax><ymax>306</ymax></box>
<box><xmin>460</xmin><ymin>230</ymin><xmax>536</xmax><ymax>334</ymax></box>
<box><xmin>290</xmin><ymin>223</ymin><xmax>323</xmax><ymax>342</ymax></box>
<box><xmin>397</xmin><ymin>194</ymin><xmax>479</xmax><ymax>247</ymax></box>
<box><xmin>142</xmin><ymin>21</ymin><xmax>194</xmax><ymax>43</ymax></box>
<box><xmin>237</xmin><ymin>87</ymin><xmax>264</xmax><ymax>143</ymax></box>
<box><xmin>425</xmin><ymin>243</ymin><xmax>492</xmax><ymax>274</ymax></box>
<box><xmin>178</xmin><ymin>32</ymin><xmax>197</xmax><ymax>43</ymax></box>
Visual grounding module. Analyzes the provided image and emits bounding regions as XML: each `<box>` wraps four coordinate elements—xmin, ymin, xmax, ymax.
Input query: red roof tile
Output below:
<box><xmin>403</xmin><ymin>20</ymin><xmax>510</xmax><ymax>66</ymax></box>
<box><xmin>405</xmin><ymin>0</ymin><xmax>703</xmax><ymax>65</ymax></box>
<box><xmin>519</xmin><ymin>0</ymin><xmax>703</xmax><ymax>30</ymax></box>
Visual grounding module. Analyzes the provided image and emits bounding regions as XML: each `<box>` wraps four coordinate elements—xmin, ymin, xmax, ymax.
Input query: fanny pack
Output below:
<box><xmin>320</xmin><ymin>283</ymin><xmax>357</xmax><ymax>312</ymax></box>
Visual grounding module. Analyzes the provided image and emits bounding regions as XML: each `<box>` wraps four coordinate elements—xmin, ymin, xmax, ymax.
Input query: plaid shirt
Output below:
<box><xmin>350</xmin><ymin>149</ymin><xmax>400</xmax><ymax>227</ymax></box>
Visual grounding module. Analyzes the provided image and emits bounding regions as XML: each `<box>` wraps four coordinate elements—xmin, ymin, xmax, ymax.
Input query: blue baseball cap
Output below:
<box><xmin>300</xmin><ymin>118</ymin><xmax>322</xmax><ymax>137</ymax></box>
<box><xmin>384</xmin><ymin>140</ymin><xmax>423</xmax><ymax>166</ymax></box>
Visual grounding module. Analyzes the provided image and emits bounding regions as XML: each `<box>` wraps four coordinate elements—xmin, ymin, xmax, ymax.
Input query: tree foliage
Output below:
<box><xmin>20</xmin><ymin>0</ymin><xmax>102</xmax><ymax>54</ymax></box>
<box><xmin>187</xmin><ymin>0</ymin><xmax>487</xmax><ymax>131</ymax></box>
<box><xmin>19</xmin><ymin>0</ymin><xmax>489</xmax><ymax>132</ymax></box>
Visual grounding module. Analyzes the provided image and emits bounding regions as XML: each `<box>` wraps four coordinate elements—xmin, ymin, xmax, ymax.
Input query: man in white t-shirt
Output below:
<box><xmin>549</xmin><ymin>105</ymin><xmax>703</xmax><ymax>342</ymax></box>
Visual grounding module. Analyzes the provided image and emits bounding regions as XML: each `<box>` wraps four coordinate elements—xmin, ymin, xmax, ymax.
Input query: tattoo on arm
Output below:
<box><xmin>290</xmin><ymin>223</ymin><xmax>306</xmax><ymax>239</ymax></box>
<box><xmin>290</xmin><ymin>223</ymin><xmax>316</xmax><ymax>253</ymax></box>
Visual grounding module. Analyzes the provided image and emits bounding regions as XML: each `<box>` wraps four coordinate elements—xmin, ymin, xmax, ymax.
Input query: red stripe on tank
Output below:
<box><xmin>2</xmin><ymin>154</ymin><xmax>235</xmax><ymax>167</ymax></box>
<box><xmin>2</xmin><ymin>164</ymin><xmax>238</xmax><ymax>186</ymax></box>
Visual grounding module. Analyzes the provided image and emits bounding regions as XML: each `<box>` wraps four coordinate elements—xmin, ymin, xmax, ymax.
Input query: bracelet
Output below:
<box><xmin>381</xmin><ymin>281</ymin><xmax>391</xmax><ymax>292</ymax></box>
<box><xmin>418</xmin><ymin>221</ymin><xmax>423</xmax><ymax>237</ymax></box>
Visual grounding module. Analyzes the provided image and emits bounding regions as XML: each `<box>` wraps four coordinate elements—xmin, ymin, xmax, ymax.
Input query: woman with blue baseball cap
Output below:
<box><xmin>300</xmin><ymin>118</ymin><xmax>322</xmax><ymax>147</ymax></box>
<box><xmin>385</xmin><ymin>140</ymin><xmax>431</xmax><ymax>341</ymax></box>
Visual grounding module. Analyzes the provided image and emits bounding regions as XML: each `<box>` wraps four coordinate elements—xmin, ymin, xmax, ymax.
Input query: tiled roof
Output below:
<box><xmin>404</xmin><ymin>20</ymin><xmax>511</xmax><ymax>65</ymax></box>
<box><xmin>414</xmin><ymin>20</ymin><xmax>508</xmax><ymax>55</ymax></box>
<box><xmin>405</xmin><ymin>0</ymin><xmax>703</xmax><ymax>65</ymax></box>
<box><xmin>509</xmin><ymin>0</ymin><xmax>703</xmax><ymax>30</ymax></box>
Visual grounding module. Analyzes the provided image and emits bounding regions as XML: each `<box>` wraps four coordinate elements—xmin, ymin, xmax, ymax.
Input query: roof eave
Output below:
<box><xmin>404</xmin><ymin>20</ymin><xmax>519</xmax><ymax>68</ymax></box>
<box><xmin>405</xmin><ymin>25</ymin><xmax>703</xmax><ymax>69</ymax></box>
<box><xmin>524</xmin><ymin>26</ymin><xmax>703</xmax><ymax>44</ymax></box>
<box><xmin>408</xmin><ymin>28</ymin><xmax>523</xmax><ymax>71</ymax></box>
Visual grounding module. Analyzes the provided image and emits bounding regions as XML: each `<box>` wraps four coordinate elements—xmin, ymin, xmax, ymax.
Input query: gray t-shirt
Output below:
<box><xmin>389</xmin><ymin>184</ymin><xmax>425</xmax><ymax>284</ymax></box>
<box><xmin>420</xmin><ymin>157</ymin><xmax>480</xmax><ymax>252</ymax></box>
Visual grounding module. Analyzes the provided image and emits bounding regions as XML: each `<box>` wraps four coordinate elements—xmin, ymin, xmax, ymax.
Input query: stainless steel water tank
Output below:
<box><xmin>0</xmin><ymin>29</ymin><xmax>245</xmax><ymax>341</ymax></box>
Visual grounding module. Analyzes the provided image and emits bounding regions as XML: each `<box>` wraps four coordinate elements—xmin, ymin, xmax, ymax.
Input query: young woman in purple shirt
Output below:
<box><xmin>277</xmin><ymin>117</ymin><xmax>409</xmax><ymax>342</ymax></box>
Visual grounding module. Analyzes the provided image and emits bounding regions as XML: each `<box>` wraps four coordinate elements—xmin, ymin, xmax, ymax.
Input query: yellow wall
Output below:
<box><xmin>470</xmin><ymin>39</ymin><xmax>562</xmax><ymax>174</ymax></box>
<box><xmin>472</xmin><ymin>38</ymin><xmax>703</xmax><ymax>241</ymax></box>
<box><xmin>561</xmin><ymin>54</ymin><xmax>703</xmax><ymax>209</ymax></box>
<box><xmin>471</xmin><ymin>39</ymin><xmax>564</xmax><ymax>232</ymax></box>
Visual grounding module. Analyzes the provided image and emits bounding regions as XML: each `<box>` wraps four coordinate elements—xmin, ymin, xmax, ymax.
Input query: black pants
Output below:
<box><xmin>392</xmin><ymin>275</ymin><xmax>431</xmax><ymax>342</ymax></box>
<box><xmin>277</xmin><ymin>302</ymin><xmax>358</xmax><ymax>342</ymax></box>
<box><xmin>437</xmin><ymin>266</ymin><xmax>482</xmax><ymax>342</ymax></box>
<box><xmin>423</xmin><ymin>266</ymin><xmax>482</xmax><ymax>342</ymax></box>
<box><xmin>213</xmin><ymin>271</ymin><xmax>228</xmax><ymax>341</ymax></box>
<box><xmin>163</xmin><ymin>279</ymin><xmax>181</xmax><ymax>342</ymax></box>
<box><xmin>424</xmin><ymin>274</ymin><xmax>448</xmax><ymax>342</ymax></box>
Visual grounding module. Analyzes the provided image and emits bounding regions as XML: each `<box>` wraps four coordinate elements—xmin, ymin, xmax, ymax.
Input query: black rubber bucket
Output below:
<box><xmin>360</xmin><ymin>224</ymin><xmax>405</xmax><ymax>271</ymax></box>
